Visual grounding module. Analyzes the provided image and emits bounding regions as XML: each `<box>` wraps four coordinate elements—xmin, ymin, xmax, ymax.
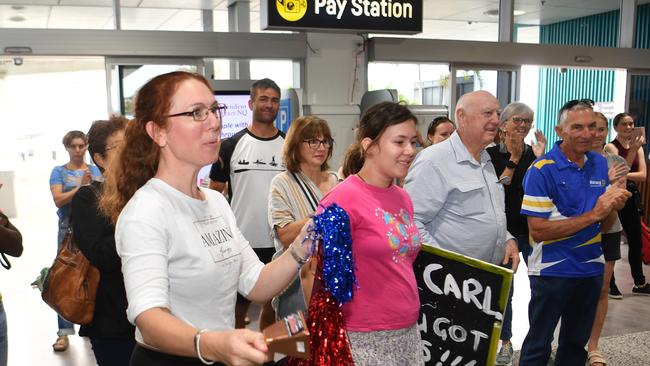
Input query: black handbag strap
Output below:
<box><xmin>290</xmin><ymin>172</ymin><xmax>319</xmax><ymax>212</ymax></box>
<box><xmin>0</xmin><ymin>253</ymin><xmax>10</xmax><ymax>270</ymax></box>
<box><xmin>0</xmin><ymin>212</ymin><xmax>13</xmax><ymax>269</ymax></box>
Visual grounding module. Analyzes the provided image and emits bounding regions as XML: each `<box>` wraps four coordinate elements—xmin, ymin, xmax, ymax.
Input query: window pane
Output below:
<box><xmin>368</xmin><ymin>63</ymin><xmax>450</xmax><ymax>105</ymax></box>
<box><xmin>515</xmin><ymin>0</ymin><xmax>620</xmax><ymax>46</ymax></box>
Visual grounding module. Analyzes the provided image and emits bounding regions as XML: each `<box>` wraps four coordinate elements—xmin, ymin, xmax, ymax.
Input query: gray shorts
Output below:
<box><xmin>347</xmin><ymin>324</ymin><xmax>424</xmax><ymax>366</ymax></box>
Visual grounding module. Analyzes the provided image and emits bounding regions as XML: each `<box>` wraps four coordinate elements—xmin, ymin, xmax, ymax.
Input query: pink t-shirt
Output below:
<box><xmin>319</xmin><ymin>175</ymin><xmax>422</xmax><ymax>332</ymax></box>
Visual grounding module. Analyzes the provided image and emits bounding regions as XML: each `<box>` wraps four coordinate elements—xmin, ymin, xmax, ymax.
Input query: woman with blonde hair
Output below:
<box><xmin>100</xmin><ymin>71</ymin><xmax>311</xmax><ymax>366</ymax></box>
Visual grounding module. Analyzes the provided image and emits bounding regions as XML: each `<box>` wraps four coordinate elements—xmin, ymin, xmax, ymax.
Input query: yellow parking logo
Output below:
<box><xmin>276</xmin><ymin>0</ymin><xmax>307</xmax><ymax>21</ymax></box>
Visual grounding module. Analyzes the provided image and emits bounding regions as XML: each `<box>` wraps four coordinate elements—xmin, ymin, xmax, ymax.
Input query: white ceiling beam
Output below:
<box><xmin>369</xmin><ymin>37</ymin><xmax>650</xmax><ymax>70</ymax></box>
<box><xmin>0</xmin><ymin>28</ymin><xmax>306</xmax><ymax>59</ymax></box>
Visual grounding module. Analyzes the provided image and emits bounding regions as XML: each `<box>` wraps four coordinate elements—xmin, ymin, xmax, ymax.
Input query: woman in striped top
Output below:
<box><xmin>267</xmin><ymin>115</ymin><xmax>339</xmax><ymax>319</ymax></box>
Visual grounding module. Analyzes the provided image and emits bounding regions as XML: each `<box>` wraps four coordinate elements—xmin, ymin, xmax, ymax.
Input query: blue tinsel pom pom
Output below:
<box><xmin>311</xmin><ymin>203</ymin><xmax>357</xmax><ymax>306</ymax></box>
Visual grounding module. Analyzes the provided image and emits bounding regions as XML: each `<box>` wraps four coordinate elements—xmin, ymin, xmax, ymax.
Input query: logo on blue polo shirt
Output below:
<box><xmin>589</xmin><ymin>179</ymin><xmax>606</xmax><ymax>187</ymax></box>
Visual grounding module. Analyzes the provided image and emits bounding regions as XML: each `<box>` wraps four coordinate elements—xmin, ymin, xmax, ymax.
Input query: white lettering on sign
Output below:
<box><xmin>422</xmin><ymin>263</ymin><xmax>503</xmax><ymax>321</ymax></box>
<box><xmin>350</xmin><ymin>0</ymin><xmax>413</xmax><ymax>18</ymax></box>
<box><xmin>315</xmin><ymin>0</ymin><xmax>348</xmax><ymax>19</ymax></box>
<box><xmin>417</xmin><ymin>313</ymin><xmax>488</xmax><ymax>366</ymax></box>
<box><xmin>315</xmin><ymin>0</ymin><xmax>413</xmax><ymax>20</ymax></box>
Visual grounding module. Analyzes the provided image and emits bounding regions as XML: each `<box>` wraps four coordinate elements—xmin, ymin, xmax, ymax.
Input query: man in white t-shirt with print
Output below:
<box><xmin>209</xmin><ymin>78</ymin><xmax>285</xmax><ymax>331</ymax></box>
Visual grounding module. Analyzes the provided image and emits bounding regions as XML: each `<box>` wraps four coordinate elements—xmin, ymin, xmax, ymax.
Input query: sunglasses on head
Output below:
<box><xmin>560</xmin><ymin>98</ymin><xmax>595</xmax><ymax>111</ymax></box>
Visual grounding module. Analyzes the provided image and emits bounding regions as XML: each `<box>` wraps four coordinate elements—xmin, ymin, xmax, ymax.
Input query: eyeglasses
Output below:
<box><xmin>105</xmin><ymin>140</ymin><xmax>123</xmax><ymax>152</ymax></box>
<box><xmin>511</xmin><ymin>117</ymin><xmax>533</xmax><ymax>125</ymax></box>
<box><xmin>167</xmin><ymin>104</ymin><xmax>227</xmax><ymax>122</ymax></box>
<box><xmin>303</xmin><ymin>138</ymin><xmax>333</xmax><ymax>150</ymax></box>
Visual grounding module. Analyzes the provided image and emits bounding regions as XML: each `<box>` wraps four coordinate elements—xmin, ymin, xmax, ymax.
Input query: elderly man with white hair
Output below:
<box><xmin>404</xmin><ymin>90</ymin><xmax>520</xmax><ymax>269</ymax></box>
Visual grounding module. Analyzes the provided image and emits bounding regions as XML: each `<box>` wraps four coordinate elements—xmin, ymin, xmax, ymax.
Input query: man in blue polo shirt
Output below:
<box><xmin>519</xmin><ymin>100</ymin><xmax>630</xmax><ymax>366</ymax></box>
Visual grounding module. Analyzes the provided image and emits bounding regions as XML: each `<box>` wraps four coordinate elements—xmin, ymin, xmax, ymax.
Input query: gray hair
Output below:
<box><xmin>558</xmin><ymin>102</ymin><xmax>593</xmax><ymax>127</ymax></box>
<box><xmin>499</xmin><ymin>102</ymin><xmax>534</xmax><ymax>126</ymax></box>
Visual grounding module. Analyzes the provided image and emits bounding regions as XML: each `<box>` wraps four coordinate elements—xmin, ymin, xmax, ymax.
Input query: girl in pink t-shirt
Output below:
<box><xmin>318</xmin><ymin>102</ymin><xmax>423</xmax><ymax>365</ymax></box>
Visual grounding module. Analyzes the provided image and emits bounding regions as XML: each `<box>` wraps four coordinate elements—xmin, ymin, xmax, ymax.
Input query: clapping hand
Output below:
<box><xmin>608</xmin><ymin>163</ymin><xmax>628</xmax><ymax>185</ymax></box>
<box><xmin>81</xmin><ymin>170</ymin><xmax>93</xmax><ymax>185</ymax></box>
<box><xmin>531</xmin><ymin>130</ymin><xmax>547</xmax><ymax>157</ymax></box>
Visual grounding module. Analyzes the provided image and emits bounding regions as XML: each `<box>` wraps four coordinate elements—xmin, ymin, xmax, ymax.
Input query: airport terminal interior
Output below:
<box><xmin>1</xmin><ymin>0</ymin><xmax>650</xmax><ymax>365</ymax></box>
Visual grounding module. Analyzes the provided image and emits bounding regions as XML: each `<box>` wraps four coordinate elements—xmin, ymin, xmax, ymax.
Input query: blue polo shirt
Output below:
<box><xmin>521</xmin><ymin>141</ymin><xmax>607</xmax><ymax>278</ymax></box>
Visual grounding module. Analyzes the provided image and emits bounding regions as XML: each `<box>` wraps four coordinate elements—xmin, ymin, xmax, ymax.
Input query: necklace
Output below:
<box><xmin>356</xmin><ymin>173</ymin><xmax>367</xmax><ymax>183</ymax></box>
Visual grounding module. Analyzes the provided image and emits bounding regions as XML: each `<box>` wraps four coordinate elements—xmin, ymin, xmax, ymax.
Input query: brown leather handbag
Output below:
<box><xmin>41</xmin><ymin>228</ymin><xmax>100</xmax><ymax>325</ymax></box>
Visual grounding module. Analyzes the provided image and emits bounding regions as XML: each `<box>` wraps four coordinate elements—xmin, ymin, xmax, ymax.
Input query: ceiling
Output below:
<box><xmin>0</xmin><ymin>0</ymin><xmax>648</xmax><ymax>41</ymax></box>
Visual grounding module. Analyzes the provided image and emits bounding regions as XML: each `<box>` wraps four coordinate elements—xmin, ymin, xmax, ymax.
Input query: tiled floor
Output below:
<box><xmin>2</xmin><ymin>164</ymin><xmax>649</xmax><ymax>364</ymax></box>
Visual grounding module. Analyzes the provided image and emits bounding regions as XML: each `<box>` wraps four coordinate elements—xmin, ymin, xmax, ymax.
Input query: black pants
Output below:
<box><xmin>614</xmin><ymin>188</ymin><xmax>646</xmax><ymax>286</ymax></box>
<box><xmin>90</xmin><ymin>337</ymin><xmax>135</xmax><ymax>366</ymax></box>
<box><xmin>130</xmin><ymin>344</ymin><xmax>226</xmax><ymax>366</ymax></box>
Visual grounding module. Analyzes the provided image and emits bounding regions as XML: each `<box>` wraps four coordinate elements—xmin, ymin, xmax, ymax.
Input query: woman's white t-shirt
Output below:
<box><xmin>116</xmin><ymin>178</ymin><xmax>264</xmax><ymax>344</ymax></box>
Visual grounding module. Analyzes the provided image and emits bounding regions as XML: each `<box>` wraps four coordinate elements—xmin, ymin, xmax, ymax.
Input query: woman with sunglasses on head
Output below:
<box><xmin>486</xmin><ymin>101</ymin><xmax>546</xmax><ymax>366</ymax></box>
<box><xmin>71</xmin><ymin>116</ymin><xmax>135</xmax><ymax>365</ymax></box>
<box><xmin>100</xmin><ymin>71</ymin><xmax>311</xmax><ymax>366</ymax></box>
<box><xmin>268</xmin><ymin>116</ymin><xmax>339</xmax><ymax>322</ymax></box>
<box><xmin>604</xmin><ymin>112</ymin><xmax>650</xmax><ymax>297</ymax></box>
<box><xmin>49</xmin><ymin>130</ymin><xmax>101</xmax><ymax>352</ymax></box>
<box><xmin>316</xmin><ymin>102</ymin><xmax>423</xmax><ymax>365</ymax></box>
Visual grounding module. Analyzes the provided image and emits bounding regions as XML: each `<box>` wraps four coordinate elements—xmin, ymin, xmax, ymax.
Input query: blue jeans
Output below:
<box><xmin>0</xmin><ymin>301</ymin><xmax>7</xmax><ymax>366</ymax></box>
<box><xmin>520</xmin><ymin>275</ymin><xmax>602</xmax><ymax>366</ymax></box>
<box><xmin>56</xmin><ymin>219</ymin><xmax>75</xmax><ymax>336</ymax></box>
<box><xmin>500</xmin><ymin>274</ymin><xmax>514</xmax><ymax>341</ymax></box>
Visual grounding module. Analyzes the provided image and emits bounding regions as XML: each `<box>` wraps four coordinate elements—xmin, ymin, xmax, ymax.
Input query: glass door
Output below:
<box><xmin>105</xmin><ymin>57</ymin><xmax>205</xmax><ymax>116</ymax></box>
<box><xmin>450</xmin><ymin>64</ymin><xmax>520</xmax><ymax>113</ymax></box>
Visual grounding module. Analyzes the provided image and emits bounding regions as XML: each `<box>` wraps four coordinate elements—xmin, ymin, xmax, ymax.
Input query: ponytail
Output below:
<box><xmin>341</xmin><ymin>142</ymin><xmax>364</xmax><ymax>178</ymax></box>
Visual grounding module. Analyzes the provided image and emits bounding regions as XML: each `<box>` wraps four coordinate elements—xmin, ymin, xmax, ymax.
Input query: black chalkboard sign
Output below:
<box><xmin>414</xmin><ymin>244</ymin><xmax>513</xmax><ymax>366</ymax></box>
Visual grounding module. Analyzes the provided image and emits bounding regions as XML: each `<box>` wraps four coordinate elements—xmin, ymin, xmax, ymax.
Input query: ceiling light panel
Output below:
<box><xmin>60</xmin><ymin>0</ymin><xmax>114</xmax><ymax>6</ymax></box>
<box><xmin>0</xmin><ymin>4</ymin><xmax>49</xmax><ymax>28</ymax></box>
<box><xmin>48</xmin><ymin>6</ymin><xmax>113</xmax><ymax>29</ymax></box>
<box><xmin>139</xmin><ymin>0</ymin><xmax>224</xmax><ymax>9</ymax></box>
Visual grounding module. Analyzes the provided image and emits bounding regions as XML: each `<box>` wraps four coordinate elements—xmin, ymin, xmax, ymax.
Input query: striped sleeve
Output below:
<box><xmin>521</xmin><ymin>162</ymin><xmax>554</xmax><ymax>218</ymax></box>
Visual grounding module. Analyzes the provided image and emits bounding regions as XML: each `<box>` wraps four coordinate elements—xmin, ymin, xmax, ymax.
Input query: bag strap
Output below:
<box><xmin>0</xmin><ymin>212</ymin><xmax>13</xmax><ymax>269</ymax></box>
<box><xmin>0</xmin><ymin>253</ymin><xmax>10</xmax><ymax>270</ymax></box>
<box><xmin>290</xmin><ymin>172</ymin><xmax>319</xmax><ymax>212</ymax></box>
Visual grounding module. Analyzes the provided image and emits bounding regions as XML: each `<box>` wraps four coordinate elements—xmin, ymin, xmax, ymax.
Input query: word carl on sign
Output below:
<box><xmin>414</xmin><ymin>245</ymin><xmax>512</xmax><ymax>366</ymax></box>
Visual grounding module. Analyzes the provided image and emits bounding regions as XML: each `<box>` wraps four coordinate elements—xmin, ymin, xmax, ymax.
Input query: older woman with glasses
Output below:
<box><xmin>605</xmin><ymin>113</ymin><xmax>650</xmax><ymax>297</ymax></box>
<box><xmin>267</xmin><ymin>116</ymin><xmax>339</xmax><ymax>321</ymax></box>
<box><xmin>71</xmin><ymin>116</ymin><xmax>135</xmax><ymax>365</ymax></box>
<box><xmin>486</xmin><ymin>101</ymin><xmax>546</xmax><ymax>366</ymax></box>
<box><xmin>48</xmin><ymin>130</ymin><xmax>101</xmax><ymax>352</ymax></box>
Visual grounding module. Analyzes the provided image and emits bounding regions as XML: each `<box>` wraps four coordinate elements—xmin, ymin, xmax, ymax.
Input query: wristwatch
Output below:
<box><xmin>505</xmin><ymin>160</ymin><xmax>518</xmax><ymax>169</ymax></box>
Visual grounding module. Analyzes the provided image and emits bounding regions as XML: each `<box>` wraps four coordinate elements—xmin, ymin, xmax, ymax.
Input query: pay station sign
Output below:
<box><xmin>261</xmin><ymin>0</ymin><xmax>422</xmax><ymax>34</ymax></box>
